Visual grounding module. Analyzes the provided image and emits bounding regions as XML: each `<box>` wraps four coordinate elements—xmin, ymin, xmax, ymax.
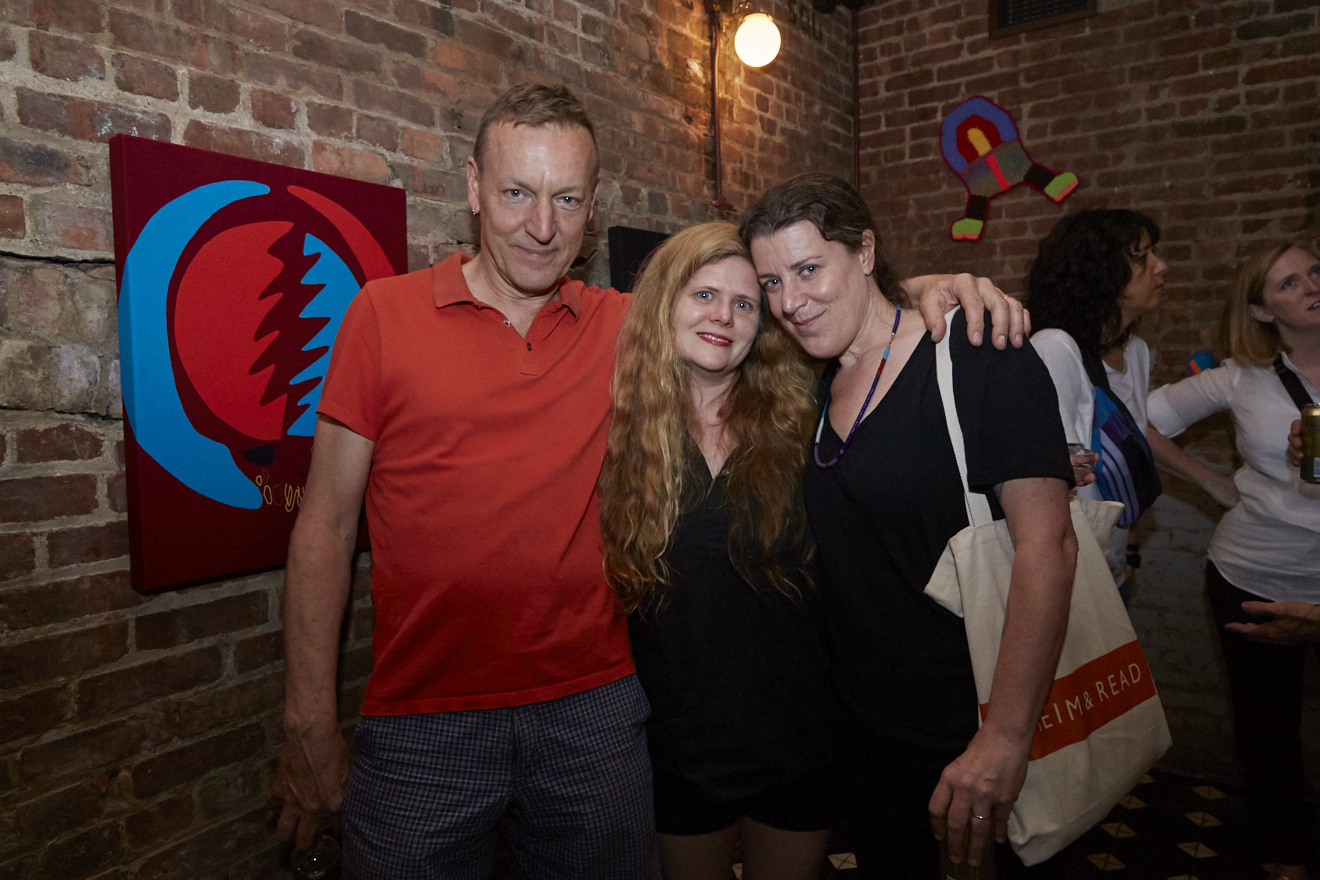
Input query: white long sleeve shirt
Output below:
<box><xmin>1147</xmin><ymin>354</ymin><xmax>1320</xmax><ymax>603</ymax></box>
<box><xmin>1030</xmin><ymin>330</ymin><xmax>1151</xmax><ymax>581</ymax></box>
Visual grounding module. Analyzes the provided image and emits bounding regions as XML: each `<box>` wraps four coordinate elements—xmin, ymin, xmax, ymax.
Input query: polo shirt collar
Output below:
<box><xmin>430</xmin><ymin>253</ymin><xmax>579</xmax><ymax>317</ymax></box>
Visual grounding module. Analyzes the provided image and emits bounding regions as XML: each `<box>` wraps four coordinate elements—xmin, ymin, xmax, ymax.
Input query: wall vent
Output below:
<box><xmin>988</xmin><ymin>0</ymin><xmax>1096</xmax><ymax>38</ymax></box>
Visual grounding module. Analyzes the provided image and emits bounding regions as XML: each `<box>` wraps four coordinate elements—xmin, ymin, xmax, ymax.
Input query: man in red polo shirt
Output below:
<box><xmin>268</xmin><ymin>84</ymin><xmax>1027</xmax><ymax>879</ymax></box>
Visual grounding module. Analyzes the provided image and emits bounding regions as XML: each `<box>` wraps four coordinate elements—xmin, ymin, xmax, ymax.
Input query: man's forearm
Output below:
<box><xmin>282</xmin><ymin>520</ymin><xmax>355</xmax><ymax>734</ymax></box>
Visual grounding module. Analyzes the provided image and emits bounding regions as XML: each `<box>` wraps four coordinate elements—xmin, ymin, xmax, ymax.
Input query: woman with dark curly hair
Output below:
<box><xmin>1025</xmin><ymin>209</ymin><xmax>1167</xmax><ymax>601</ymax></box>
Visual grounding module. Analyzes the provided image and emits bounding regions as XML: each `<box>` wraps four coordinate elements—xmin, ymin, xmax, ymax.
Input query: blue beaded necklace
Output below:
<box><xmin>813</xmin><ymin>304</ymin><xmax>901</xmax><ymax>468</ymax></box>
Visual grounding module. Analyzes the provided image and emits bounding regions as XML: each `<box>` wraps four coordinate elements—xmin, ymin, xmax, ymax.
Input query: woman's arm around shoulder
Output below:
<box><xmin>929</xmin><ymin>476</ymin><xmax>1077</xmax><ymax>868</ymax></box>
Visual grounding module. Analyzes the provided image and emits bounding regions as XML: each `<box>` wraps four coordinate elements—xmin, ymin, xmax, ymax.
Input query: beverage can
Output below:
<box><xmin>1302</xmin><ymin>404</ymin><xmax>1320</xmax><ymax>484</ymax></box>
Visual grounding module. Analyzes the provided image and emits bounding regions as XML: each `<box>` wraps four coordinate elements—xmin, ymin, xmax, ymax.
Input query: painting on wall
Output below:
<box><xmin>110</xmin><ymin>135</ymin><xmax>407</xmax><ymax>591</ymax></box>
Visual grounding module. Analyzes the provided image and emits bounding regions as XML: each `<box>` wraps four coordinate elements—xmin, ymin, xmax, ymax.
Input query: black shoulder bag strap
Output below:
<box><xmin>1273</xmin><ymin>354</ymin><xmax>1317</xmax><ymax>412</ymax></box>
<box><xmin>1080</xmin><ymin>348</ymin><xmax>1145</xmax><ymax>431</ymax></box>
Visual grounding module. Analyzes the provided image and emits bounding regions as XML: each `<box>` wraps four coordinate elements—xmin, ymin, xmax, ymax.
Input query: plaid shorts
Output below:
<box><xmin>341</xmin><ymin>675</ymin><xmax>660</xmax><ymax>880</ymax></box>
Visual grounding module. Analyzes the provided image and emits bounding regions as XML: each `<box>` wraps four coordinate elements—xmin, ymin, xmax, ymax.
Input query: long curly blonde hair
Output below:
<box><xmin>600</xmin><ymin>221</ymin><xmax>817</xmax><ymax>614</ymax></box>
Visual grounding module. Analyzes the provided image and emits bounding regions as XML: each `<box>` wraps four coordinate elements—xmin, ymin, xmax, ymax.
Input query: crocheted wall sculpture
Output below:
<box><xmin>941</xmin><ymin>96</ymin><xmax>1079</xmax><ymax>242</ymax></box>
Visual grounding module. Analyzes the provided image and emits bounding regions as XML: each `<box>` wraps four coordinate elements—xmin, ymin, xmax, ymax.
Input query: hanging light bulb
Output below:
<box><xmin>732</xmin><ymin>12</ymin><xmax>780</xmax><ymax>67</ymax></box>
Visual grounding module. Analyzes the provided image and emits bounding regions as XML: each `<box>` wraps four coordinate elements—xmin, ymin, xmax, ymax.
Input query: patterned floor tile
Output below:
<box><xmin>1177</xmin><ymin>841</ymin><xmax>1218</xmax><ymax>858</ymax></box>
<box><xmin>1088</xmin><ymin>852</ymin><xmax>1127</xmax><ymax>870</ymax></box>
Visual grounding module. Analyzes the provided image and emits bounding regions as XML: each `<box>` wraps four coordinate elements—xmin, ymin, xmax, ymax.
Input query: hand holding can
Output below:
<box><xmin>1300</xmin><ymin>406</ymin><xmax>1320</xmax><ymax>484</ymax></box>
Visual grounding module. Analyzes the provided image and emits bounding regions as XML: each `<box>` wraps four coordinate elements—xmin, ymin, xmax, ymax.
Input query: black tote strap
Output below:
<box><xmin>1273</xmin><ymin>354</ymin><xmax>1317</xmax><ymax>412</ymax></box>
<box><xmin>1082</xmin><ymin>348</ymin><xmax>1145</xmax><ymax>432</ymax></box>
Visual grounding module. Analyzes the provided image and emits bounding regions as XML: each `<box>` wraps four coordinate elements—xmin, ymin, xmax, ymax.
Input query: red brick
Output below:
<box><xmin>77</xmin><ymin>647</ymin><xmax>223</xmax><ymax>719</ymax></box>
<box><xmin>251</xmin><ymin>89</ymin><xmax>296</xmax><ymax>129</ymax></box>
<box><xmin>340</xmin><ymin>643</ymin><xmax>373</xmax><ymax>682</ymax></box>
<box><xmin>346</xmin><ymin>9</ymin><xmax>428</xmax><ymax>57</ymax></box>
<box><xmin>21</xmin><ymin>716</ymin><xmax>150</xmax><ymax>782</ymax></box>
<box><xmin>109</xmin><ymin>9</ymin><xmax>200</xmax><ymax>65</ymax></box>
<box><xmin>307</xmin><ymin>101</ymin><xmax>353</xmax><ymax>137</ymax></box>
<box><xmin>17</xmin><ymin>88</ymin><xmax>171</xmax><ymax>144</ymax></box>
<box><xmin>17</xmin><ymin>423</ymin><xmax>104</xmax><ymax>463</ymax></box>
<box><xmin>126</xmin><ymin>792</ymin><xmax>195</xmax><ymax>848</ymax></box>
<box><xmin>47</xmin><ymin>521</ymin><xmax>130</xmax><ymax>568</ymax></box>
<box><xmin>31</xmin><ymin>198</ymin><xmax>113</xmax><ymax>252</ymax></box>
<box><xmin>187</xmin><ymin>73</ymin><xmax>240</xmax><ymax>113</ymax></box>
<box><xmin>0</xmin><ymin>474</ymin><xmax>98</xmax><ymax>523</ymax></box>
<box><xmin>29</xmin><ymin>31</ymin><xmax>105</xmax><ymax>82</ymax></box>
<box><xmin>0</xmin><ymin>136</ymin><xmax>94</xmax><ymax>187</ymax></box>
<box><xmin>200</xmin><ymin>35</ymin><xmax>241</xmax><ymax>76</ymax></box>
<box><xmin>134</xmin><ymin>807</ymin><xmax>271</xmax><ymax>880</ymax></box>
<box><xmin>37</xmin><ymin>823</ymin><xmax>125</xmax><ymax>879</ymax></box>
<box><xmin>234</xmin><ymin>629</ymin><xmax>283</xmax><ymax>673</ymax></box>
<box><xmin>32</xmin><ymin>0</ymin><xmax>104</xmax><ymax>33</ymax></box>
<box><xmin>0</xmin><ymin>532</ymin><xmax>35</xmax><ymax>580</ymax></box>
<box><xmin>312</xmin><ymin>142</ymin><xmax>391</xmax><ymax>183</ymax></box>
<box><xmin>356</xmin><ymin>114</ymin><xmax>399</xmax><ymax>150</ymax></box>
<box><xmin>203</xmin><ymin>0</ymin><xmax>289</xmax><ymax>52</ymax></box>
<box><xmin>174</xmin><ymin>671</ymin><xmax>282</xmax><ymax>737</ymax></box>
<box><xmin>112</xmin><ymin>54</ymin><xmax>180</xmax><ymax>100</ymax></box>
<box><xmin>195</xmin><ymin>762</ymin><xmax>267</xmax><ymax>820</ymax></box>
<box><xmin>0</xmin><ymin>621</ymin><xmax>130</xmax><ymax>690</ymax></box>
<box><xmin>183</xmin><ymin>120</ymin><xmax>305</xmax><ymax>167</ymax></box>
<box><xmin>251</xmin><ymin>0</ymin><xmax>343</xmax><ymax>31</ymax></box>
<box><xmin>1243</xmin><ymin>57</ymin><xmax>1320</xmax><ymax>85</ymax></box>
<box><xmin>16</xmin><ymin>774</ymin><xmax>109</xmax><ymax>837</ymax></box>
<box><xmin>385</xmin><ymin>160</ymin><xmax>454</xmax><ymax>199</ymax></box>
<box><xmin>0</xmin><ymin>685</ymin><xmax>67</xmax><ymax>745</ymax></box>
<box><xmin>0</xmin><ymin>570</ymin><xmax>141</xmax><ymax>629</ymax></box>
<box><xmin>108</xmin><ymin>471</ymin><xmax>127</xmax><ymax>513</ymax></box>
<box><xmin>352</xmin><ymin>81</ymin><xmax>435</xmax><ymax>127</ymax></box>
<box><xmin>393</xmin><ymin>0</ymin><xmax>455</xmax><ymax>35</ymax></box>
<box><xmin>132</xmin><ymin>723</ymin><xmax>265</xmax><ymax>798</ymax></box>
<box><xmin>390</xmin><ymin>59</ymin><xmax>462</xmax><ymax>101</ymax></box>
<box><xmin>136</xmin><ymin>591</ymin><xmax>269</xmax><ymax>650</ymax></box>
<box><xmin>292</xmin><ymin>29</ymin><xmax>382</xmax><ymax>74</ymax></box>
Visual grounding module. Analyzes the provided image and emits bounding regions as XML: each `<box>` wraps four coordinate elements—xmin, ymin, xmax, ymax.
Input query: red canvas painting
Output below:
<box><xmin>110</xmin><ymin>135</ymin><xmax>406</xmax><ymax>591</ymax></box>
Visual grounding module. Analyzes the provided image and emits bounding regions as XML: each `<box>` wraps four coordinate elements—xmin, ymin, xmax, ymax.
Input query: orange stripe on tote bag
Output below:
<box><xmin>979</xmin><ymin>639</ymin><xmax>1159</xmax><ymax>761</ymax></box>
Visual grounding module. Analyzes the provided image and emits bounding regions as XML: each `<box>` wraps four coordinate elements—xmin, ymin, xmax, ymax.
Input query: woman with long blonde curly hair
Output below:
<box><xmin>599</xmin><ymin>221</ymin><xmax>836</xmax><ymax>880</ymax></box>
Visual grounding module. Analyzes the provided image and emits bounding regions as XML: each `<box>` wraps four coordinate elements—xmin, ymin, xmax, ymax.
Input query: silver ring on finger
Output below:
<box><xmin>971</xmin><ymin>813</ymin><xmax>991</xmax><ymax>821</ymax></box>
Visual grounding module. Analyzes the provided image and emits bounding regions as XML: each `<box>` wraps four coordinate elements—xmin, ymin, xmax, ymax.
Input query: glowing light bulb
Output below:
<box><xmin>733</xmin><ymin>12</ymin><xmax>780</xmax><ymax>68</ymax></box>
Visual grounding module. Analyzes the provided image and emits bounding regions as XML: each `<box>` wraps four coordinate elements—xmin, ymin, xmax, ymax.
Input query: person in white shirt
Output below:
<box><xmin>1146</xmin><ymin>241</ymin><xmax>1320</xmax><ymax>880</ymax></box>
<box><xmin>1025</xmin><ymin>209</ymin><xmax>1168</xmax><ymax>603</ymax></box>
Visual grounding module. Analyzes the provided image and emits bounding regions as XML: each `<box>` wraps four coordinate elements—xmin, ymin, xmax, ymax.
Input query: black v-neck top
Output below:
<box><xmin>628</xmin><ymin>445</ymin><xmax>835</xmax><ymax>802</ymax></box>
<box><xmin>805</xmin><ymin>310</ymin><xmax>1071</xmax><ymax>752</ymax></box>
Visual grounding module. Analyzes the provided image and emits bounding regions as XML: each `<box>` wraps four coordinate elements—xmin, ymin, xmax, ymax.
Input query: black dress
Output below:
<box><xmin>628</xmin><ymin>443</ymin><xmax>835</xmax><ymax>808</ymax></box>
<box><xmin>804</xmin><ymin>312</ymin><xmax>1072</xmax><ymax>877</ymax></box>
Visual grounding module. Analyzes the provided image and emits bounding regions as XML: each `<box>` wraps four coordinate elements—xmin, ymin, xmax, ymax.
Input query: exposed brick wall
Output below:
<box><xmin>0</xmin><ymin>0</ymin><xmax>854</xmax><ymax>875</ymax></box>
<box><xmin>856</xmin><ymin>0</ymin><xmax>1319</xmax><ymax>786</ymax></box>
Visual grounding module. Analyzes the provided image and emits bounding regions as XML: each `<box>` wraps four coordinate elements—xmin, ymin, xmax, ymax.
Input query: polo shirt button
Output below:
<box><xmin>504</xmin><ymin>320</ymin><xmax>511</xmax><ymax>326</ymax></box>
<box><xmin>526</xmin><ymin>343</ymin><xmax>532</xmax><ymax>351</ymax></box>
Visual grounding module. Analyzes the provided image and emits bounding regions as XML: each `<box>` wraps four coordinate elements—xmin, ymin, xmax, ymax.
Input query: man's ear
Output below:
<box><xmin>586</xmin><ymin>177</ymin><xmax>600</xmax><ymax>223</ymax></box>
<box><xmin>466</xmin><ymin>156</ymin><xmax>481</xmax><ymax>214</ymax></box>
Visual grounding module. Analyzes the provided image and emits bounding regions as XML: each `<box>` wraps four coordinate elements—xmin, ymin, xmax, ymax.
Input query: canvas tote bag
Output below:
<box><xmin>922</xmin><ymin>317</ymin><xmax>1171</xmax><ymax>865</ymax></box>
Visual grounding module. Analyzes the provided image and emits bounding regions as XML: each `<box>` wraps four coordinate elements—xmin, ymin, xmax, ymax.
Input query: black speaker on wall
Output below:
<box><xmin>607</xmin><ymin>226</ymin><xmax>670</xmax><ymax>293</ymax></box>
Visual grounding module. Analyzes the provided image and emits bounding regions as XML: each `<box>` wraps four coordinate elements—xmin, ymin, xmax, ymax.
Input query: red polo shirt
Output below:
<box><xmin>318</xmin><ymin>254</ymin><xmax>634</xmax><ymax>714</ymax></box>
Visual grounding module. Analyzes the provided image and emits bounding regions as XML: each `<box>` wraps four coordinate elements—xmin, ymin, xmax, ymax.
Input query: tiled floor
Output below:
<box><xmin>808</xmin><ymin>771</ymin><xmax>1316</xmax><ymax>880</ymax></box>
<box><xmin>471</xmin><ymin>770</ymin><xmax>1316</xmax><ymax>880</ymax></box>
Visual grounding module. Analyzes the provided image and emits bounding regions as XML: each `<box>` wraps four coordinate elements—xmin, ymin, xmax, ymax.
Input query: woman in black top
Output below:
<box><xmin>599</xmin><ymin>221</ymin><xmax>835</xmax><ymax>880</ymax></box>
<box><xmin>743</xmin><ymin>175</ymin><xmax>1078</xmax><ymax>878</ymax></box>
